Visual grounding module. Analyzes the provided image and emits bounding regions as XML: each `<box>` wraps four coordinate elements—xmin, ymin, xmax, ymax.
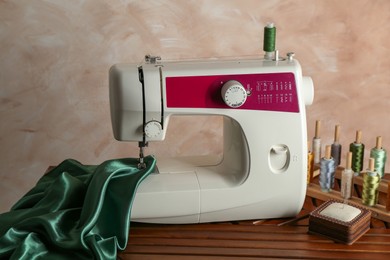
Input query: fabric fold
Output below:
<box><xmin>0</xmin><ymin>156</ymin><xmax>156</xmax><ymax>260</ymax></box>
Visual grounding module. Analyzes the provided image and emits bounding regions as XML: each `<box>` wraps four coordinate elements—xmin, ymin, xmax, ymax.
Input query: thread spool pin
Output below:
<box><xmin>313</xmin><ymin>120</ymin><xmax>322</xmax><ymax>164</ymax></box>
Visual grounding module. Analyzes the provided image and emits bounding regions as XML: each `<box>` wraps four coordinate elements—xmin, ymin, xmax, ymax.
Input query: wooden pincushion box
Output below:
<box><xmin>309</xmin><ymin>200</ymin><xmax>371</xmax><ymax>245</ymax></box>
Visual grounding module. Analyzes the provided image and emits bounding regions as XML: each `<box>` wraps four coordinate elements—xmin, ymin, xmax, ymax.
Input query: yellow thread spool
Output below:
<box><xmin>307</xmin><ymin>142</ymin><xmax>314</xmax><ymax>184</ymax></box>
<box><xmin>362</xmin><ymin>158</ymin><xmax>380</xmax><ymax>207</ymax></box>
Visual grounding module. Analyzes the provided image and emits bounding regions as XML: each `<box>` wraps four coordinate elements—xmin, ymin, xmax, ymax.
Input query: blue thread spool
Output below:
<box><xmin>319</xmin><ymin>145</ymin><xmax>336</xmax><ymax>192</ymax></box>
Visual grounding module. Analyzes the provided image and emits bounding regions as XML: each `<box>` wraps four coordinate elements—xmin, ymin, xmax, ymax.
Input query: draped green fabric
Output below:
<box><xmin>0</xmin><ymin>156</ymin><xmax>156</xmax><ymax>259</ymax></box>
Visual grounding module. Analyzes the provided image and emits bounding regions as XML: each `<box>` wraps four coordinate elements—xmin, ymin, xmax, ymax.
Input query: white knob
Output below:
<box><xmin>302</xmin><ymin>76</ymin><xmax>314</xmax><ymax>106</ymax></box>
<box><xmin>221</xmin><ymin>80</ymin><xmax>247</xmax><ymax>108</ymax></box>
<box><xmin>144</xmin><ymin>121</ymin><xmax>162</xmax><ymax>138</ymax></box>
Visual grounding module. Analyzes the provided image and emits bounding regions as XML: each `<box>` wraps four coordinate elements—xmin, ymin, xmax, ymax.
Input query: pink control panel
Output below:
<box><xmin>166</xmin><ymin>72</ymin><xmax>299</xmax><ymax>113</ymax></box>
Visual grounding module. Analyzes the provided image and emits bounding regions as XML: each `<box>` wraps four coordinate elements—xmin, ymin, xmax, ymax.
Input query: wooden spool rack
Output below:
<box><xmin>307</xmin><ymin>167</ymin><xmax>390</xmax><ymax>223</ymax></box>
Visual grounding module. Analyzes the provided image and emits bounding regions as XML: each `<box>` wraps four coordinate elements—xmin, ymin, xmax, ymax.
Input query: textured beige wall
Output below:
<box><xmin>0</xmin><ymin>0</ymin><xmax>389</xmax><ymax>212</ymax></box>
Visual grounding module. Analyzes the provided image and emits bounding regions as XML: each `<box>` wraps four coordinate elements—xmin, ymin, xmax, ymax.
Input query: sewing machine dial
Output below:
<box><xmin>144</xmin><ymin>121</ymin><xmax>162</xmax><ymax>138</ymax></box>
<box><xmin>221</xmin><ymin>80</ymin><xmax>248</xmax><ymax>108</ymax></box>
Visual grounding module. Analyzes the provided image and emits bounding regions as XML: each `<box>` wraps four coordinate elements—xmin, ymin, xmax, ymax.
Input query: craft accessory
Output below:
<box><xmin>319</xmin><ymin>145</ymin><xmax>335</xmax><ymax>192</ymax></box>
<box><xmin>331</xmin><ymin>124</ymin><xmax>342</xmax><ymax>166</ymax></box>
<box><xmin>370</xmin><ymin>136</ymin><xmax>387</xmax><ymax>178</ymax></box>
<box><xmin>309</xmin><ymin>200</ymin><xmax>371</xmax><ymax>245</ymax></box>
<box><xmin>341</xmin><ymin>152</ymin><xmax>354</xmax><ymax>202</ymax></box>
<box><xmin>362</xmin><ymin>158</ymin><xmax>380</xmax><ymax>207</ymax></box>
<box><xmin>313</xmin><ymin>120</ymin><xmax>322</xmax><ymax>164</ymax></box>
<box><xmin>349</xmin><ymin>130</ymin><xmax>364</xmax><ymax>174</ymax></box>
<box><xmin>307</xmin><ymin>141</ymin><xmax>314</xmax><ymax>184</ymax></box>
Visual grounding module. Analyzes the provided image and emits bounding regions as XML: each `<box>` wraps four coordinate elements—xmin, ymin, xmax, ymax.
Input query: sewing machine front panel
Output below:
<box><xmin>165</xmin><ymin>72</ymin><xmax>299</xmax><ymax>113</ymax></box>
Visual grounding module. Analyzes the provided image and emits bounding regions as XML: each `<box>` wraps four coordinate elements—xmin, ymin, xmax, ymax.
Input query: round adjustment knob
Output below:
<box><xmin>144</xmin><ymin>121</ymin><xmax>162</xmax><ymax>138</ymax></box>
<box><xmin>221</xmin><ymin>80</ymin><xmax>247</xmax><ymax>108</ymax></box>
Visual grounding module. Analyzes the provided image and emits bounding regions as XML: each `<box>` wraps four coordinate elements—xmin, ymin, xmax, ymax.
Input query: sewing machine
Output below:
<box><xmin>109</xmin><ymin>25</ymin><xmax>314</xmax><ymax>223</ymax></box>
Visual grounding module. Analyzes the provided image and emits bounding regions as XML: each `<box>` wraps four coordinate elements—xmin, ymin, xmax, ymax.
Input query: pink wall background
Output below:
<box><xmin>1</xmin><ymin>0</ymin><xmax>389</xmax><ymax>212</ymax></box>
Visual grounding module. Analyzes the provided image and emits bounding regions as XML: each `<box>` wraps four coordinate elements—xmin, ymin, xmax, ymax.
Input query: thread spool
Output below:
<box><xmin>349</xmin><ymin>130</ymin><xmax>364</xmax><ymax>174</ymax></box>
<box><xmin>263</xmin><ymin>22</ymin><xmax>276</xmax><ymax>54</ymax></box>
<box><xmin>341</xmin><ymin>152</ymin><xmax>353</xmax><ymax>201</ymax></box>
<box><xmin>331</xmin><ymin>124</ymin><xmax>342</xmax><ymax>166</ymax></box>
<box><xmin>307</xmin><ymin>142</ymin><xmax>314</xmax><ymax>184</ymax></box>
<box><xmin>362</xmin><ymin>158</ymin><xmax>380</xmax><ymax>207</ymax></box>
<box><xmin>370</xmin><ymin>136</ymin><xmax>387</xmax><ymax>178</ymax></box>
<box><xmin>319</xmin><ymin>145</ymin><xmax>335</xmax><ymax>192</ymax></box>
<box><xmin>313</xmin><ymin>120</ymin><xmax>322</xmax><ymax>164</ymax></box>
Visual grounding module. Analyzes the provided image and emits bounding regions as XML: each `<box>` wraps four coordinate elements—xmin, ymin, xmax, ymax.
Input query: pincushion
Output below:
<box><xmin>309</xmin><ymin>200</ymin><xmax>371</xmax><ymax>245</ymax></box>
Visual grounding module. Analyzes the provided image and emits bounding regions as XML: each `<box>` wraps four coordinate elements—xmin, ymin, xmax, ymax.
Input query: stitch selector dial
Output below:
<box><xmin>221</xmin><ymin>80</ymin><xmax>247</xmax><ymax>108</ymax></box>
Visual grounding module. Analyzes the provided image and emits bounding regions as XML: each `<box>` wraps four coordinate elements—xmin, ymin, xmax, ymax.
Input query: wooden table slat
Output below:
<box><xmin>121</xmin><ymin>245</ymin><xmax>390</xmax><ymax>260</ymax></box>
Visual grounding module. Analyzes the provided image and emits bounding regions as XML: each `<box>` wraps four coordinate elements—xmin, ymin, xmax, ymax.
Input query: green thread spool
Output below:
<box><xmin>370</xmin><ymin>136</ymin><xmax>387</xmax><ymax>178</ymax></box>
<box><xmin>362</xmin><ymin>158</ymin><xmax>380</xmax><ymax>206</ymax></box>
<box><xmin>263</xmin><ymin>22</ymin><xmax>276</xmax><ymax>53</ymax></box>
<box><xmin>349</xmin><ymin>130</ymin><xmax>364</xmax><ymax>174</ymax></box>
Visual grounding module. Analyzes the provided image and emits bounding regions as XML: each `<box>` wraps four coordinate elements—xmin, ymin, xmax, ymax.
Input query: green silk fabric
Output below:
<box><xmin>0</xmin><ymin>156</ymin><xmax>156</xmax><ymax>259</ymax></box>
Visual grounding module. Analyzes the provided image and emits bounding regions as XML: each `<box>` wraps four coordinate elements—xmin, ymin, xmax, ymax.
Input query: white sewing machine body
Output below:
<box><xmin>109</xmin><ymin>55</ymin><xmax>314</xmax><ymax>223</ymax></box>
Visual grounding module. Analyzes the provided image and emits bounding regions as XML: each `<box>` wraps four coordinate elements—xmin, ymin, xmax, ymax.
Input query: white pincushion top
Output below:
<box><xmin>319</xmin><ymin>202</ymin><xmax>362</xmax><ymax>222</ymax></box>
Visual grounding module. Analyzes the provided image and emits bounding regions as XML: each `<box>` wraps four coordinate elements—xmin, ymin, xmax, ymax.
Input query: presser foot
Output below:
<box><xmin>137</xmin><ymin>142</ymin><xmax>147</xmax><ymax>169</ymax></box>
<box><xmin>138</xmin><ymin>157</ymin><xmax>146</xmax><ymax>169</ymax></box>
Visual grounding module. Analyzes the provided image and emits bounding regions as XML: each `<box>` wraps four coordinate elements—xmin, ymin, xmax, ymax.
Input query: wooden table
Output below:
<box><xmin>118</xmin><ymin>170</ymin><xmax>390</xmax><ymax>259</ymax></box>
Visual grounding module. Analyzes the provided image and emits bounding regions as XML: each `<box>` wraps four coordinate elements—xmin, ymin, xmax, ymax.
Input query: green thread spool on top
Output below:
<box><xmin>263</xmin><ymin>22</ymin><xmax>276</xmax><ymax>59</ymax></box>
<box><xmin>349</xmin><ymin>130</ymin><xmax>364</xmax><ymax>174</ymax></box>
<box><xmin>370</xmin><ymin>136</ymin><xmax>387</xmax><ymax>178</ymax></box>
<box><xmin>362</xmin><ymin>158</ymin><xmax>380</xmax><ymax>206</ymax></box>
